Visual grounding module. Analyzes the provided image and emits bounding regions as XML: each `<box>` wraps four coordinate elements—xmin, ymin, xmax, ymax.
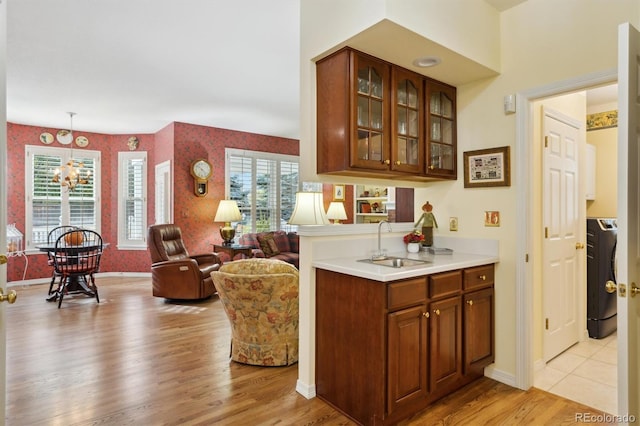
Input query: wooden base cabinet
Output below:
<box><xmin>316</xmin><ymin>264</ymin><xmax>494</xmax><ymax>425</ymax></box>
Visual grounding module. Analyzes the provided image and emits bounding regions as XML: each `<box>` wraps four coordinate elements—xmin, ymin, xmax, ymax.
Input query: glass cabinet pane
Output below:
<box><xmin>370</xmin><ymin>132</ymin><xmax>383</xmax><ymax>161</ymax></box>
<box><xmin>397</xmin><ymin>106</ymin><xmax>407</xmax><ymax>135</ymax></box>
<box><xmin>358</xmin><ymin>96</ymin><xmax>368</xmax><ymax>127</ymax></box>
<box><xmin>371</xmin><ymin>69</ymin><xmax>383</xmax><ymax>98</ymax></box>
<box><xmin>430</xmin><ymin>143</ymin><xmax>454</xmax><ymax>170</ymax></box>
<box><xmin>408</xmin><ymin>110</ymin><xmax>418</xmax><ymax>137</ymax></box>
<box><xmin>407</xmin><ymin>138</ymin><xmax>419</xmax><ymax>165</ymax></box>
<box><xmin>431</xmin><ymin>118</ymin><xmax>441</xmax><ymax>141</ymax></box>
<box><xmin>442</xmin><ymin>119</ymin><xmax>453</xmax><ymax>145</ymax></box>
<box><xmin>430</xmin><ymin>93</ymin><xmax>441</xmax><ymax>115</ymax></box>
<box><xmin>441</xmin><ymin>94</ymin><xmax>453</xmax><ymax>118</ymax></box>
<box><xmin>358</xmin><ymin>68</ymin><xmax>369</xmax><ymax>94</ymax></box>
<box><xmin>407</xmin><ymin>82</ymin><xmax>418</xmax><ymax>108</ymax></box>
<box><xmin>358</xmin><ymin>130</ymin><xmax>369</xmax><ymax>160</ymax></box>
<box><xmin>397</xmin><ymin>81</ymin><xmax>406</xmax><ymax>105</ymax></box>
<box><xmin>372</xmin><ymin>100</ymin><xmax>383</xmax><ymax>130</ymax></box>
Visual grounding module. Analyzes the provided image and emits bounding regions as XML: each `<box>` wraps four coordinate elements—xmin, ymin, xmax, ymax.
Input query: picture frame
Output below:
<box><xmin>333</xmin><ymin>184</ymin><xmax>345</xmax><ymax>201</ymax></box>
<box><xmin>463</xmin><ymin>146</ymin><xmax>511</xmax><ymax>188</ymax></box>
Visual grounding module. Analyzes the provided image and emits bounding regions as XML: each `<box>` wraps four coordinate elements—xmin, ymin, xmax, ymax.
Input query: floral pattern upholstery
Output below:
<box><xmin>211</xmin><ymin>258</ymin><xmax>299</xmax><ymax>366</ymax></box>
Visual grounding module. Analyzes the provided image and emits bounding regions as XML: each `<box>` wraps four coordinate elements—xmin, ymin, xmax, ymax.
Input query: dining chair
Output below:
<box><xmin>46</xmin><ymin>225</ymin><xmax>79</xmax><ymax>295</ymax></box>
<box><xmin>52</xmin><ymin>229</ymin><xmax>103</xmax><ymax>308</ymax></box>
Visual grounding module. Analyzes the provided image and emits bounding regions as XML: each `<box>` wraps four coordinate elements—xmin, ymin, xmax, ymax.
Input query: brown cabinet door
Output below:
<box><xmin>391</xmin><ymin>67</ymin><xmax>424</xmax><ymax>174</ymax></box>
<box><xmin>464</xmin><ymin>287</ymin><xmax>495</xmax><ymax>374</ymax></box>
<box><xmin>387</xmin><ymin>304</ymin><xmax>428</xmax><ymax>415</ymax></box>
<box><xmin>429</xmin><ymin>296</ymin><xmax>462</xmax><ymax>394</ymax></box>
<box><xmin>425</xmin><ymin>80</ymin><xmax>457</xmax><ymax>179</ymax></box>
<box><xmin>351</xmin><ymin>53</ymin><xmax>391</xmax><ymax>170</ymax></box>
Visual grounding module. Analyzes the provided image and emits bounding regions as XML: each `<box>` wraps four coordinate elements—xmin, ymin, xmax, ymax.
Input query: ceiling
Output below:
<box><xmin>7</xmin><ymin>1</ymin><xmax>301</xmax><ymax>138</ymax></box>
<box><xmin>6</xmin><ymin>1</ymin><xmax>614</xmax><ymax>140</ymax></box>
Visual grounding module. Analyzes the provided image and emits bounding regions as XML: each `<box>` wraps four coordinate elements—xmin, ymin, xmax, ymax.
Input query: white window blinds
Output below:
<box><xmin>118</xmin><ymin>151</ymin><xmax>147</xmax><ymax>248</ymax></box>
<box><xmin>226</xmin><ymin>148</ymin><xmax>299</xmax><ymax>233</ymax></box>
<box><xmin>26</xmin><ymin>145</ymin><xmax>101</xmax><ymax>248</ymax></box>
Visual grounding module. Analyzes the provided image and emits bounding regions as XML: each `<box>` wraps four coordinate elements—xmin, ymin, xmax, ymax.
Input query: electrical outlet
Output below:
<box><xmin>449</xmin><ymin>217</ymin><xmax>458</xmax><ymax>232</ymax></box>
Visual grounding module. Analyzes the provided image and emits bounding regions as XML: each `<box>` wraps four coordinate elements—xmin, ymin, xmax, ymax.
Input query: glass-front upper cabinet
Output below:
<box><xmin>353</xmin><ymin>54</ymin><xmax>391</xmax><ymax>170</ymax></box>
<box><xmin>426</xmin><ymin>80</ymin><xmax>456</xmax><ymax>179</ymax></box>
<box><xmin>392</xmin><ymin>68</ymin><xmax>423</xmax><ymax>174</ymax></box>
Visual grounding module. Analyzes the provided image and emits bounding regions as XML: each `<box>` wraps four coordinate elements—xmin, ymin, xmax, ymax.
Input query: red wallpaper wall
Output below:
<box><xmin>6</xmin><ymin>121</ymin><xmax>298</xmax><ymax>282</ymax></box>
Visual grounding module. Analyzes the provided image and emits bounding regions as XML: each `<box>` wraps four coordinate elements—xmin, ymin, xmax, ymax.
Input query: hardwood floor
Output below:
<box><xmin>6</xmin><ymin>277</ymin><xmax>609</xmax><ymax>425</ymax></box>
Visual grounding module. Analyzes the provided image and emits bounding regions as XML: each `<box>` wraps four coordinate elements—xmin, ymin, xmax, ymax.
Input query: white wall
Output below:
<box><xmin>299</xmin><ymin>0</ymin><xmax>640</xmax><ymax>392</ymax></box>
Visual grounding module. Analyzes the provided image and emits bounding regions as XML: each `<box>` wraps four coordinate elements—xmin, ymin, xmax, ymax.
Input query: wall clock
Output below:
<box><xmin>190</xmin><ymin>159</ymin><xmax>212</xmax><ymax>197</ymax></box>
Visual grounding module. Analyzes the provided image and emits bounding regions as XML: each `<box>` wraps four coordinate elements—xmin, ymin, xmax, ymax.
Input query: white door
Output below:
<box><xmin>616</xmin><ymin>21</ymin><xmax>640</xmax><ymax>421</ymax></box>
<box><xmin>1</xmin><ymin>0</ymin><xmax>8</xmax><ymax>420</ymax></box>
<box><xmin>154</xmin><ymin>160</ymin><xmax>172</xmax><ymax>224</ymax></box>
<box><xmin>542</xmin><ymin>107</ymin><xmax>582</xmax><ymax>362</ymax></box>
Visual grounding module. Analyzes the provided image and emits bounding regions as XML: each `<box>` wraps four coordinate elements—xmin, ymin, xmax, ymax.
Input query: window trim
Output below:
<box><xmin>117</xmin><ymin>151</ymin><xmax>148</xmax><ymax>250</ymax></box>
<box><xmin>25</xmin><ymin>145</ymin><xmax>101</xmax><ymax>251</ymax></box>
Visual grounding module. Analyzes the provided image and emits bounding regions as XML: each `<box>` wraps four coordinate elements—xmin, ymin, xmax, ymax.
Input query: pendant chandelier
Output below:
<box><xmin>52</xmin><ymin>112</ymin><xmax>91</xmax><ymax>191</ymax></box>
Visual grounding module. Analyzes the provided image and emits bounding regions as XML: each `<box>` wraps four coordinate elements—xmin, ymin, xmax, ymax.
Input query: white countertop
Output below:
<box><xmin>312</xmin><ymin>250</ymin><xmax>499</xmax><ymax>282</ymax></box>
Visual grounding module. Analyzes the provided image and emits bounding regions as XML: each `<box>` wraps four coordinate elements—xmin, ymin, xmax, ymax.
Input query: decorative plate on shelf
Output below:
<box><xmin>56</xmin><ymin>129</ymin><xmax>73</xmax><ymax>145</ymax></box>
<box><xmin>39</xmin><ymin>132</ymin><xmax>54</xmax><ymax>144</ymax></box>
<box><xmin>75</xmin><ymin>136</ymin><xmax>89</xmax><ymax>147</ymax></box>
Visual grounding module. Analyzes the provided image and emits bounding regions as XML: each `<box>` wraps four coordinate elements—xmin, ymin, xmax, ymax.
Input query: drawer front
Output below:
<box><xmin>429</xmin><ymin>270</ymin><xmax>462</xmax><ymax>299</ymax></box>
<box><xmin>388</xmin><ymin>278</ymin><xmax>427</xmax><ymax>310</ymax></box>
<box><xmin>463</xmin><ymin>264</ymin><xmax>495</xmax><ymax>291</ymax></box>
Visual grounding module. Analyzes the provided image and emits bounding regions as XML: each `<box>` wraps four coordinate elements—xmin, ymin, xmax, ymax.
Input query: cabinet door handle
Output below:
<box><xmin>429</xmin><ymin>164</ymin><xmax>435</xmax><ymax>170</ymax></box>
<box><xmin>434</xmin><ymin>309</ymin><xmax>440</xmax><ymax>316</ymax></box>
<box><xmin>467</xmin><ymin>300</ymin><xmax>474</xmax><ymax>306</ymax></box>
<box><xmin>395</xmin><ymin>160</ymin><xmax>401</xmax><ymax>165</ymax></box>
<box><xmin>422</xmin><ymin>311</ymin><xmax>430</xmax><ymax>318</ymax></box>
<box><xmin>383</xmin><ymin>159</ymin><xmax>390</xmax><ymax>165</ymax></box>
<box><xmin>479</xmin><ymin>275</ymin><xmax>487</xmax><ymax>280</ymax></box>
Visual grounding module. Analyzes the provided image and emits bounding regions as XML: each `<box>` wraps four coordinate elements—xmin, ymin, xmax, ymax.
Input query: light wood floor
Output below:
<box><xmin>5</xmin><ymin>277</ymin><xmax>609</xmax><ymax>425</ymax></box>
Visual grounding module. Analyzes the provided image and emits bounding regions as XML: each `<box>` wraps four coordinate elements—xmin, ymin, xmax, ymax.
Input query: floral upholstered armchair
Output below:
<box><xmin>211</xmin><ymin>258</ymin><xmax>299</xmax><ymax>366</ymax></box>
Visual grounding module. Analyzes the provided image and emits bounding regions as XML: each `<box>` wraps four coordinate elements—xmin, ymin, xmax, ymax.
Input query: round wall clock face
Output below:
<box><xmin>191</xmin><ymin>159</ymin><xmax>212</xmax><ymax>180</ymax></box>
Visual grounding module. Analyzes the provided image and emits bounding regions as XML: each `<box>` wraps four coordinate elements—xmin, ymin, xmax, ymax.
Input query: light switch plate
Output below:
<box><xmin>449</xmin><ymin>217</ymin><xmax>458</xmax><ymax>231</ymax></box>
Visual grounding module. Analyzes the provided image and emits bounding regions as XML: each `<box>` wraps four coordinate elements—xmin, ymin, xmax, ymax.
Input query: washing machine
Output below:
<box><xmin>586</xmin><ymin>218</ymin><xmax>617</xmax><ymax>339</ymax></box>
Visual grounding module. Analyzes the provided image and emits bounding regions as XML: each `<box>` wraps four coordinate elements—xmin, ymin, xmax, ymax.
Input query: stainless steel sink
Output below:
<box><xmin>358</xmin><ymin>256</ymin><xmax>431</xmax><ymax>268</ymax></box>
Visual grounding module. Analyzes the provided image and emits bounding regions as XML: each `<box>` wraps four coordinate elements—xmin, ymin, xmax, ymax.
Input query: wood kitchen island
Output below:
<box><xmin>314</xmin><ymin>251</ymin><xmax>498</xmax><ymax>425</ymax></box>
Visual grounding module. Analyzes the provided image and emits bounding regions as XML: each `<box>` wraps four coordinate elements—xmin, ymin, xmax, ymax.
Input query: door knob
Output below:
<box><xmin>0</xmin><ymin>288</ymin><xmax>17</xmax><ymax>304</ymax></box>
<box><xmin>605</xmin><ymin>280</ymin><xmax>627</xmax><ymax>297</ymax></box>
<box><xmin>576</xmin><ymin>242</ymin><xmax>585</xmax><ymax>249</ymax></box>
<box><xmin>631</xmin><ymin>282</ymin><xmax>640</xmax><ymax>297</ymax></box>
<box><xmin>0</xmin><ymin>254</ymin><xmax>7</xmax><ymax>265</ymax></box>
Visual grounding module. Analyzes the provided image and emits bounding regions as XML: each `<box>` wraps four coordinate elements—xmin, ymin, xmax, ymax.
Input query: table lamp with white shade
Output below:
<box><xmin>326</xmin><ymin>201</ymin><xmax>347</xmax><ymax>224</ymax></box>
<box><xmin>288</xmin><ymin>192</ymin><xmax>329</xmax><ymax>225</ymax></box>
<box><xmin>214</xmin><ymin>200</ymin><xmax>242</xmax><ymax>245</ymax></box>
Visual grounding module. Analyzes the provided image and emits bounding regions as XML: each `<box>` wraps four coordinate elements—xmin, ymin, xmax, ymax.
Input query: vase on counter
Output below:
<box><xmin>407</xmin><ymin>242</ymin><xmax>420</xmax><ymax>253</ymax></box>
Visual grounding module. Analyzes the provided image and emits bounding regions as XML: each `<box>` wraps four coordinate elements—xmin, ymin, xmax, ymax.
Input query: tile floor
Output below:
<box><xmin>534</xmin><ymin>333</ymin><xmax>618</xmax><ymax>415</ymax></box>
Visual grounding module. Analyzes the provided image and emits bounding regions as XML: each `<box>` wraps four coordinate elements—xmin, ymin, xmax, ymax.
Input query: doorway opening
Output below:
<box><xmin>525</xmin><ymin>82</ymin><xmax>619</xmax><ymax>414</ymax></box>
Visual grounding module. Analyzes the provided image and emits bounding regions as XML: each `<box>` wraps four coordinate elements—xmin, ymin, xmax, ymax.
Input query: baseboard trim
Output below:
<box><xmin>296</xmin><ymin>379</ymin><xmax>316</xmax><ymax>399</ymax></box>
<box><xmin>484</xmin><ymin>364</ymin><xmax>516</xmax><ymax>387</ymax></box>
<box><xmin>8</xmin><ymin>272</ymin><xmax>152</xmax><ymax>287</ymax></box>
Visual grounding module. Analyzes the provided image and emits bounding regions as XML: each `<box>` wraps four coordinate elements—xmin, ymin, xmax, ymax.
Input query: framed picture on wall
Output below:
<box><xmin>333</xmin><ymin>184</ymin><xmax>345</xmax><ymax>201</ymax></box>
<box><xmin>463</xmin><ymin>146</ymin><xmax>511</xmax><ymax>188</ymax></box>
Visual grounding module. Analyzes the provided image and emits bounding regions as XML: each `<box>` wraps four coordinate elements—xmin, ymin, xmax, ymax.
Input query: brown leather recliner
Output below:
<box><xmin>148</xmin><ymin>224</ymin><xmax>221</xmax><ymax>300</ymax></box>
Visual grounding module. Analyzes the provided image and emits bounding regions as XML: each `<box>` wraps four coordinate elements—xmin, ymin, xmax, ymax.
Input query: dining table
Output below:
<box><xmin>37</xmin><ymin>242</ymin><xmax>108</xmax><ymax>302</ymax></box>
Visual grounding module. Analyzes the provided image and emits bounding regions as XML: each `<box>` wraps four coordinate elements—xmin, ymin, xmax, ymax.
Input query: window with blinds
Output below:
<box><xmin>26</xmin><ymin>145</ymin><xmax>101</xmax><ymax>249</ymax></box>
<box><xmin>118</xmin><ymin>151</ymin><xmax>147</xmax><ymax>249</ymax></box>
<box><xmin>226</xmin><ymin>148</ymin><xmax>299</xmax><ymax>233</ymax></box>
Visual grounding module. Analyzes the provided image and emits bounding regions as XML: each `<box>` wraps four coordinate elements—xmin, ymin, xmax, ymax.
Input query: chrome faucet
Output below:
<box><xmin>374</xmin><ymin>220</ymin><xmax>392</xmax><ymax>260</ymax></box>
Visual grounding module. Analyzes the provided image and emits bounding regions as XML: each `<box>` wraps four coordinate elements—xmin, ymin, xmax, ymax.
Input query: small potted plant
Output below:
<box><xmin>403</xmin><ymin>230</ymin><xmax>425</xmax><ymax>253</ymax></box>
